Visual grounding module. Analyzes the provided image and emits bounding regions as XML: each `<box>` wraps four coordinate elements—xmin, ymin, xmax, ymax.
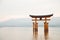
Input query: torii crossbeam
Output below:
<box><xmin>29</xmin><ymin>14</ymin><xmax>53</xmax><ymax>33</ymax></box>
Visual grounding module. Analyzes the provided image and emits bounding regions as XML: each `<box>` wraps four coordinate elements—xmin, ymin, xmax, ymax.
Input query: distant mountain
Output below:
<box><xmin>0</xmin><ymin>17</ymin><xmax>60</xmax><ymax>27</ymax></box>
<box><xmin>49</xmin><ymin>17</ymin><xmax>60</xmax><ymax>27</ymax></box>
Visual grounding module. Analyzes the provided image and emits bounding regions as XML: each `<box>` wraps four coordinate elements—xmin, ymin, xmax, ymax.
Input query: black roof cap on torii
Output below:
<box><xmin>30</xmin><ymin>14</ymin><xmax>53</xmax><ymax>18</ymax></box>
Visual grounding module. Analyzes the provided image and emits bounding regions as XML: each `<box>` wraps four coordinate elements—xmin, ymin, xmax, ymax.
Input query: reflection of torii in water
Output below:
<box><xmin>33</xmin><ymin>30</ymin><xmax>49</xmax><ymax>40</ymax></box>
<box><xmin>33</xmin><ymin>31</ymin><xmax>38</xmax><ymax>40</ymax></box>
<box><xmin>30</xmin><ymin>14</ymin><xmax>53</xmax><ymax>40</ymax></box>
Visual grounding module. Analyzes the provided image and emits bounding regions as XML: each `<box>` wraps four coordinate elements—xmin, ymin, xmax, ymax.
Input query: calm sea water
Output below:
<box><xmin>0</xmin><ymin>27</ymin><xmax>60</xmax><ymax>40</ymax></box>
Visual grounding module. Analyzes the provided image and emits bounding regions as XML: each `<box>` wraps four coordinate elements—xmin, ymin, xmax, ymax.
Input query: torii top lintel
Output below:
<box><xmin>30</xmin><ymin>14</ymin><xmax>53</xmax><ymax>18</ymax></box>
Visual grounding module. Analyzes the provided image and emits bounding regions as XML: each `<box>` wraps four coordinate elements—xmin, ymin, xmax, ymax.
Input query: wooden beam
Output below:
<box><xmin>32</xmin><ymin>19</ymin><xmax>50</xmax><ymax>21</ymax></box>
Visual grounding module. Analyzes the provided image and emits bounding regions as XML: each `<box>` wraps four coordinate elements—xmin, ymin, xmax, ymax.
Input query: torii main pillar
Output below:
<box><xmin>30</xmin><ymin>14</ymin><xmax>53</xmax><ymax>33</ymax></box>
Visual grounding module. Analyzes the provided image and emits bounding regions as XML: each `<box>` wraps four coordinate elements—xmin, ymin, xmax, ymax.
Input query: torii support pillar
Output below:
<box><xmin>33</xmin><ymin>18</ymin><xmax>38</xmax><ymax>32</ymax></box>
<box><xmin>29</xmin><ymin>14</ymin><xmax>53</xmax><ymax>33</ymax></box>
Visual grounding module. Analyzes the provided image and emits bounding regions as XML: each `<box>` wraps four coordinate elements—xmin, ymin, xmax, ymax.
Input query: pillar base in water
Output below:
<box><xmin>33</xmin><ymin>22</ymin><xmax>38</xmax><ymax>32</ymax></box>
<box><xmin>44</xmin><ymin>22</ymin><xmax>48</xmax><ymax>32</ymax></box>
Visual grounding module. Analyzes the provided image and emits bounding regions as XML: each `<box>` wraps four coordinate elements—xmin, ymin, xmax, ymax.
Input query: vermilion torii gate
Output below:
<box><xmin>29</xmin><ymin>14</ymin><xmax>53</xmax><ymax>33</ymax></box>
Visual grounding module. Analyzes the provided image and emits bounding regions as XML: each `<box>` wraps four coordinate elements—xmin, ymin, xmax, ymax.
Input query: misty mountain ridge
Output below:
<box><xmin>0</xmin><ymin>17</ymin><xmax>60</xmax><ymax>27</ymax></box>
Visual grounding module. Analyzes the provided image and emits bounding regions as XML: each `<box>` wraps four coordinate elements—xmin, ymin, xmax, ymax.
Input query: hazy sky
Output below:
<box><xmin>0</xmin><ymin>0</ymin><xmax>60</xmax><ymax>21</ymax></box>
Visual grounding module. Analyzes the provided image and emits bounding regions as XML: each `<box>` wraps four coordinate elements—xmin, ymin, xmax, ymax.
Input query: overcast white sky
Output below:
<box><xmin>0</xmin><ymin>0</ymin><xmax>60</xmax><ymax>21</ymax></box>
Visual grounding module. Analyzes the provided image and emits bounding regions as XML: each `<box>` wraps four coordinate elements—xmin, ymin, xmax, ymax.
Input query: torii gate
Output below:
<box><xmin>29</xmin><ymin>14</ymin><xmax>53</xmax><ymax>33</ymax></box>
